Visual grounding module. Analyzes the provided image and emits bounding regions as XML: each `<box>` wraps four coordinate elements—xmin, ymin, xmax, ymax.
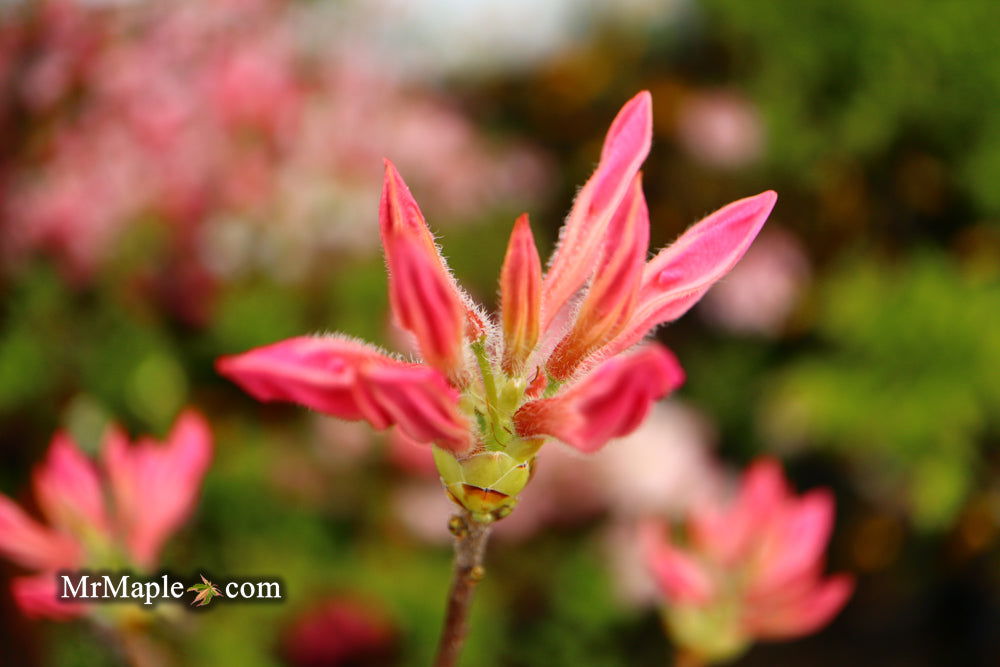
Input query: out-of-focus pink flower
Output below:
<box><xmin>595</xmin><ymin>402</ymin><xmax>722</xmax><ymax>519</ymax></box>
<box><xmin>280</xmin><ymin>595</ymin><xmax>398</xmax><ymax>667</ymax></box>
<box><xmin>642</xmin><ymin>458</ymin><xmax>853</xmax><ymax>663</ymax></box>
<box><xmin>677</xmin><ymin>89</ymin><xmax>764</xmax><ymax>169</ymax></box>
<box><xmin>0</xmin><ymin>411</ymin><xmax>212</xmax><ymax>619</ymax></box>
<box><xmin>219</xmin><ymin>92</ymin><xmax>775</xmax><ymax>523</ymax></box>
<box><xmin>700</xmin><ymin>227</ymin><xmax>811</xmax><ymax>337</ymax></box>
<box><xmin>1</xmin><ymin>0</ymin><xmax>550</xmax><ymax>292</ymax></box>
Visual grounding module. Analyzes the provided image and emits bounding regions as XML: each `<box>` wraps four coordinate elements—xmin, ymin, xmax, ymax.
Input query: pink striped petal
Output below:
<box><xmin>217</xmin><ymin>335</ymin><xmax>388</xmax><ymax>420</ymax></box>
<box><xmin>359</xmin><ymin>365</ymin><xmax>472</xmax><ymax>454</ymax></box>
<box><xmin>604</xmin><ymin>191</ymin><xmax>777</xmax><ymax>357</ymax></box>
<box><xmin>514</xmin><ymin>344</ymin><xmax>684</xmax><ymax>453</ymax></box>
<box><xmin>380</xmin><ymin>160</ymin><xmax>468</xmax><ymax>374</ymax></box>
<box><xmin>746</xmin><ymin>574</ymin><xmax>853</xmax><ymax>639</ymax></box>
<box><xmin>12</xmin><ymin>574</ymin><xmax>88</xmax><ymax>620</ymax></box>
<box><xmin>0</xmin><ymin>495</ymin><xmax>80</xmax><ymax>571</ymax></box>
<box><xmin>32</xmin><ymin>432</ymin><xmax>108</xmax><ymax>537</ymax></box>
<box><xmin>103</xmin><ymin>411</ymin><xmax>212</xmax><ymax>568</ymax></box>
<box><xmin>750</xmin><ymin>490</ymin><xmax>835</xmax><ymax>597</ymax></box>
<box><xmin>542</xmin><ymin>92</ymin><xmax>652</xmax><ymax>333</ymax></box>
<box><xmin>641</xmin><ymin>520</ymin><xmax>715</xmax><ymax>604</ymax></box>
<box><xmin>379</xmin><ymin>159</ymin><xmax>445</xmax><ymax>270</ymax></box>
<box><xmin>500</xmin><ymin>214</ymin><xmax>542</xmax><ymax>374</ymax></box>
<box><xmin>217</xmin><ymin>336</ymin><xmax>471</xmax><ymax>453</ymax></box>
<box><xmin>386</xmin><ymin>232</ymin><xmax>466</xmax><ymax>375</ymax></box>
<box><xmin>546</xmin><ymin>174</ymin><xmax>649</xmax><ymax>379</ymax></box>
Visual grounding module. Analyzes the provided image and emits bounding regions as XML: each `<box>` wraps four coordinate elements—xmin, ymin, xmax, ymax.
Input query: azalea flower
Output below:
<box><xmin>217</xmin><ymin>91</ymin><xmax>776</xmax><ymax>522</ymax></box>
<box><xmin>642</xmin><ymin>458</ymin><xmax>854</xmax><ymax>663</ymax></box>
<box><xmin>279</xmin><ymin>595</ymin><xmax>398</xmax><ymax>667</ymax></box>
<box><xmin>0</xmin><ymin>411</ymin><xmax>212</xmax><ymax>619</ymax></box>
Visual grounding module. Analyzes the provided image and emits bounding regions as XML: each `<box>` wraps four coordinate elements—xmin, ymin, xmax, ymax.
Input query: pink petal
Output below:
<box><xmin>32</xmin><ymin>432</ymin><xmax>108</xmax><ymax>537</ymax></box>
<box><xmin>546</xmin><ymin>174</ymin><xmax>649</xmax><ymax>379</ymax></box>
<box><xmin>380</xmin><ymin>160</ymin><xmax>469</xmax><ymax>374</ymax></box>
<box><xmin>750</xmin><ymin>490</ymin><xmax>835</xmax><ymax>597</ymax></box>
<box><xmin>217</xmin><ymin>335</ymin><xmax>388</xmax><ymax>420</ymax></box>
<box><xmin>386</xmin><ymin>232</ymin><xmax>466</xmax><ymax>375</ymax></box>
<box><xmin>500</xmin><ymin>214</ymin><xmax>542</xmax><ymax>374</ymax></box>
<box><xmin>746</xmin><ymin>574</ymin><xmax>854</xmax><ymax>640</ymax></box>
<box><xmin>604</xmin><ymin>191</ymin><xmax>777</xmax><ymax>357</ymax></box>
<box><xmin>641</xmin><ymin>520</ymin><xmax>715</xmax><ymax>604</ymax></box>
<box><xmin>690</xmin><ymin>457</ymin><xmax>788</xmax><ymax>565</ymax></box>
<box><xmin>103</xmin><ymin>411</ymin><xmax>212</xmax><ymax>568</ymax></box>
<box><xmin>12</xmin><ymin>574</ymin><xmax>88</xmax><ymax>620</ymax></box>
<box><xmin>217</xmin><ymin>336</ymin><xmax>471</xmax><ymax>453</ymax></box>
<box><xmin>359</xmin><ymin>364</ymin><xmax>472</xmax><ymax>454</ymax></box>
<box><xmin>514</xmin><ymin>344</ymin><xmax>684</xmax><ymax>453</ymax></box>
<box><xmin>379</xmin><ymin>159</ymin><xmax>445</xmax><ymax>272</ymax></box>
<box><xmin>542</xmin><ymin>92</ymin><xmax>652</xmax><ymax>333</ymax></box>
<box><xmin>0</xmin><ymin>495</ymin><xmax>80</xmax><ymax>571</ymax></box>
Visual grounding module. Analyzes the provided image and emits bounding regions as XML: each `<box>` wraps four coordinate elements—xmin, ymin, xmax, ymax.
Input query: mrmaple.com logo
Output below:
<box><xmin>58</xmin><ymin>571</ymin><xmax>282</xmax><ymax>607</ymax></box>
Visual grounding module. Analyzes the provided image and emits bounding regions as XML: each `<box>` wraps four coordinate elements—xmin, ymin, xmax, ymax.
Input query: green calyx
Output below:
<box><xmin>433</xmin><ymin>447</ymin><xmax>535</xmax><ymax>523</ymax></box>
<box><xmin>436</xmin><ymin>339</ymin><xmax>549</xmax><ymax>522</ymax></box>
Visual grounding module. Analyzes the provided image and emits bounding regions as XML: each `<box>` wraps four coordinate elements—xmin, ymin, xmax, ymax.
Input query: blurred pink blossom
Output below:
<box><xmin>677</xmin><ymin>89</ymin><xmax>764</xmax><ymax>169</ymax></box>
<box><xmin>1</xmin><ymin>0</ymin><xmax>550</xmax><ymax>297</ymax></box>
<box><xmin>0</xmin><ymin>411</ymin><xmax>212</xmax><ymax>619</ymax></box>
<box><xmin>699</xmin><ymin>227</ymin><xmax>811</xmax><ymax>337</ymax></box>
<box><xmin>642</xmin><ymin>458</ymin><xmax>853</xmax><ymax>662</ymax></box>
<box><xmin>280</xmin><ymin>595</ymin><xmax>398</xmax><ymax>667</ymax></box>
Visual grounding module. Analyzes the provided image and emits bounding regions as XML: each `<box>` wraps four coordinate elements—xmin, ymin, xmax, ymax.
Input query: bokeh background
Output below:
<box><xmin>2</xmin><ymin>0</ymin><xmax>1000</xmax><ymax>664</ymax></box>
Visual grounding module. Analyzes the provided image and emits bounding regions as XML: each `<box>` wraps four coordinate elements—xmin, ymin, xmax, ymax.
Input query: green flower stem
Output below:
<box><xmin>471</xmin><ymin>339</ymin><xmax>499</xmax><ymax>414</ymax></box>
<box><xmin>434</xmin><ymin>511</ymin><xmax>492</xmax><ymax>667</ymax></box>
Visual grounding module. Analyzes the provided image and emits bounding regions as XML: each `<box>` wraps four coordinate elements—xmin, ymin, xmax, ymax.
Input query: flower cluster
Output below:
<box><xmin>642</xmin><ymin>459</ymin><xmax>854</xmax><ymax>663</ymax></box>
<box><xmin>0</xmin><ymin>411</ymin><xmax>212</xmax><ymax>619</ymax></box>
<box><xmin>1</xmin><ymin>0</ymin><xmax>547</xmax><ymax>294</ymax></box>
<box><xmin>218</xmin><ymin>91</ymin><xmax>776</xmax><ymax>522</ymax></box>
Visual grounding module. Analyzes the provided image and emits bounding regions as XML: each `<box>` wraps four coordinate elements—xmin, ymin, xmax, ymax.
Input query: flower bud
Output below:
<box><xmin>432</xmin><ymin>447</ymin><xmax>533</xmax><ymax>523</ymax></box>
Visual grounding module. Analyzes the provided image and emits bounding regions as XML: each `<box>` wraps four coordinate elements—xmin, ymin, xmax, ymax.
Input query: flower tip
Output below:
<box><xmin>755</xmin><ymin>189</ymin><xmax>778</xmax><ymax>213</ymax></box>
<box><xmin>631</xmin><ymin>89</ymin><xmax>652</xmax><ymax>109</ymax></box>
<box><xmin>656</xmin><ymin>346</ymin><xmax>686</xmax><ymax>393</ymax></box>
<box><xmin>214</xmin><ymin>353</ymin><xmax>241</xmax><ymax>379</ymax></box>
<box><xmin>601</xmin><ymin>90</ymin><xmax>654</xmax><ymax>162</ymax></box>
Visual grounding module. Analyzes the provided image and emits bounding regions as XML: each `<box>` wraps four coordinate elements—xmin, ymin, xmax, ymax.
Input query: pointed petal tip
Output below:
<box><xmin>630</xmin><ymin>89</ymin><xmax>652</xmax><ymax>109</ymax></box>
<box><xmin>215</xmin><ymin>353</ymin><xmax>244</xmax><ymax>380</ymax></box>
<box><xmin>756</xmin><ymin>189</ymin><xmax>778</xmax><ymax>211</ymax></box>
<box><xmin>657</xmin><ymin>345</ymin><xmax>686</xmax><ymax>392</ymax></box>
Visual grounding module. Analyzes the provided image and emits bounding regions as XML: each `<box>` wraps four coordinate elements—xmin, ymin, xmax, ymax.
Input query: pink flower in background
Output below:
<box><xmin>0</xmin><ymin>411</ymin><xmax>212</xmax><ymax>619</ymax></box>
<box><xmin>676</xmin><ymin>89</ymin><xmax>764</xmax><ymax>170</ymax></box>
<box><xmin>218</xmin><ymin>91</ymin><xmax>776</xmax><ymax>523</ymax></box>
<box><xmin>700</xmin><ymin>227</ymin><xmax>811</xmax><ymax>337</ymax></box>
<box><xmin>642</xmin><ymin>458</ymin><xmax>853</xmax><ymax>663</ymax></box>
<box><xmin>1</xmin><ymin>0</ymin><xmax>549</xmax><ymax>297</ymax></box>
<box><xmin>280</xmin><ymin>595</ymin><xmax>398</xmax><ymax>667</ymax></box>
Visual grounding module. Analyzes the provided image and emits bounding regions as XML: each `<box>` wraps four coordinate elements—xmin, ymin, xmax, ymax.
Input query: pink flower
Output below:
<box><xmin>0</xmin><ymin>411</ymin><xmax>212</xmax><ymax>619</ymax></box>
<box><xmin>642</xmin><ymin>458</ymin><xmax>854</xmax><ymax>662</ymax></box>
<box><xmin>218</xmin><ymin>92</ymin><xmax>776</xmax><ymax>521</ymax></box>
<box><xmin>676</xmin><ymin>89</ymin><xmax>764</xmax><ymax>169</ymax></box>
<box><xmin>279</xmin><ymin>595</ymin><xmax>397</xmax><ymax>667</ymax></box>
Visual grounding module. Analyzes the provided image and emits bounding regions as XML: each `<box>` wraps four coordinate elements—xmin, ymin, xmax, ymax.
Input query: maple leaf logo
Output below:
<box><xmin>187</xmin><ymin>575</ymin><xmax>222</xmax><ymax>607</ymax></box>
